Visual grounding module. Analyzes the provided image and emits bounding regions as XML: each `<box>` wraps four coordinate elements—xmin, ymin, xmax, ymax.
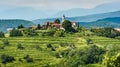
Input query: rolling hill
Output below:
<box><xmin>80</xmin><ymin>17</ymin><xmax>120</xmax><ymax>28</ymax></box>
<box><xmin>0</xmin><ymin>19</ymin><xmax>35</xmax><ymax>32</ymax></box>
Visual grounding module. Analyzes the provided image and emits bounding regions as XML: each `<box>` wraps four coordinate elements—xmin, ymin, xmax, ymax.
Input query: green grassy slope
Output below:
<box><xmin>0</xmin><ymin>34</ymin><xmax>120</xmax><ymax>67</ymax></box>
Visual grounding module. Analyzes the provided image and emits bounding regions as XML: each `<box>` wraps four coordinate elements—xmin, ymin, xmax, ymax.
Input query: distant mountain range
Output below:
<box><xmin>0</xmin><ymin>2</ymin><xmax>120</xmax><ymax>20</ymax></box>
<box><xmin>0</xmin><ymin>19</ymin><xmax>34</xmax><ymax>32</ymax></box>
<box><xmin>53</xmin><ymin>2</ymin><xmax>120</xmax><ymax>17</ymax></box>
<box><xmin>80</xmin><ymin>17</ymin><xmax>120</xmax><ymax>28</ymax></box>
<box><xmin>33</xmin><ymin>10</ymin><xmax>120</xmax><ymax>24</ymax></box>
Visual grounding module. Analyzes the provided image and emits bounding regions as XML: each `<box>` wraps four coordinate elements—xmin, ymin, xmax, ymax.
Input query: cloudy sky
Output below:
<box><xmin>0</xmin><ymin>0</ymin><xmax>120</xmax><ymax>10</ymax></box>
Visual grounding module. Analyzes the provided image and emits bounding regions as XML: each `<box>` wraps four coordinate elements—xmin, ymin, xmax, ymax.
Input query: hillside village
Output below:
<box><xmin>31</xmin><ymin>15</ymin><xmax>77</xmax><ymax>30</ymax></box>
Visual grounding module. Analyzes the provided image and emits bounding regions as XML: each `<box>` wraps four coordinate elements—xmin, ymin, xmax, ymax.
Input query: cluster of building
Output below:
<box><xmin>41</xmin><ymin>15</ymin><xmax>76</xmax><ymax>30</ymax></box>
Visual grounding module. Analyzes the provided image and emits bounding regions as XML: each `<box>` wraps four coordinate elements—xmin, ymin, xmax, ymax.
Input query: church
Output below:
<box><xmin>42</xmin><ymin>15</ymin><xmax>76</xmax><ymax>29</ymax></box>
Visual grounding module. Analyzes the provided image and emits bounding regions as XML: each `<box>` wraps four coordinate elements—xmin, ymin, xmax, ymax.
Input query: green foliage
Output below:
<box><xmin>10</xmin><ymin>28</ymin><xmax>23</xmax><ymax>37</ymax></box>
<box><xmin>77</xmin><ymin>26</ymin><xmax>86</xmax><ymax>32</ymax></box>
<box><xmin>3</xmin><ymin>39</ymin><xmax>9</xmax><ymax>46</ymax></box>
<box><xmin>0</xmin><ymin>46</ymin><xmax>5</xmax><ymax>49</ymax></box>
<box><xmin>41</xmin><ymin>30</ymin><xmax>55</xmax><ymax>36</ymax></box>
<box><xmin>51</xmin><ymin>47</ymin><xmax>56</xmax><ymax>51</ymax></box>
<box><xmin>86</xmin><ymin>39</ymin><xmax>93</xmax><ymax>45</ymax></box>
<box><xmin>55</xmin><ymin>53</ymin><xmax>61</xmax><ymax>58</ymax></box>
<box><xmin>35</xmin><ymin>45</ymin><xmax>42</xmax><ymax>50</ymax></box>
<box><xmin>1</xmin><ymin>54</ymin><xmax>15</xmax><ymax>64</ymax></box>
<box><xmin>54</xmin><ymin>18</ymin><xmax>60</xmax><ymax>24</ymax></box>
<box><xmin>54</xmin><ymin>31</ymin><xmax>65</xmax><ymax>37</ymax></box>
<box><xmin>61</xmin><ymin>45</ymin><xmax>106</xmax><ymax>67</ymax></box>
<box><xmin>103</xmin><ymin>53</ymin><xmax>120</xmax><ymax>67</ymax></box>
<box><xmin>23</xmin><ymin>29</ymin><xmax>38</xmax><ymax>36</ymax></box>
<box><xmin>47</xmin><ymin>44</ymin><xmax>52</xmax><ymax>48</ymax></box>
<box><xmin>62</xmin><ymin>20</ymin><xmax>75</xmax><ymax>32</ymax></box>
<box><xmin>91</xmin><ymin>28</ymin><xmax>120</xmax><ymax>38</ymax></box>
<box><xmin>37</xmin><ymin>24</ymin><xmax>41</xmax><ymax>30</ymax></box>
<box><xmin>24</xmin><ymin>55</ymin><xmax>33</xmax><ymax>63</ymax></box>
<box><xmin>18</xmin><ymin>24</ymin><xmax>24</xmax><ymax>29</ymax></box>
<box><xmin>17</xmin><ymin>43</ymin><xmax>24</xmax><ymax>50</ymax></box>
<box><xmin>0</xmin><ymin>32</ymin><xmax>4</xmax><ymax>37</ymax></box>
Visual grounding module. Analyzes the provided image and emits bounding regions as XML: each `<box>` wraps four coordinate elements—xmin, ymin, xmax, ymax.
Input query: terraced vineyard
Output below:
<box><xmin>0</xmin><ymin>36</ymin><xmax>87</xmax><ymax>67</ymax></box>
<box><xmin>88</xmin><ymin>36</ymin><xmax>120</xmax><ymax>46</ymax></box>
<box><xmin>0</xmin><ymin>35</ymin><xmax>120</xmax><ymax>67</ymax></box>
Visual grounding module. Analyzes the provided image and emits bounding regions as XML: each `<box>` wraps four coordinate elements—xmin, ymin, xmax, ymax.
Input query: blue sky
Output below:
<box><xmin>0</xmin><ymin>0</ymin><xmax>120</xmax><ymax>10</ymax></box>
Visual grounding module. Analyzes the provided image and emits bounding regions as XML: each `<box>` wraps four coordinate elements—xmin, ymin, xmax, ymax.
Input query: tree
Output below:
<box><xmin>54</xmin><ymin>19</ymin><xmax>60</xmax><ymax>24</ymax></box>
<box><xmin>37</xmin><ymin>24</ymin><xmax>41</xmax><ymax>30</ymax></box>
<box><xmin>18</xmin><ymin>24</ymin><xmax>24</xmax><ymax>29</ymax></box>
<box><xmin>0</xmin><ymin>32</ymin><xmax>4</xmax><ymax>37</ymax></box>
<box><xmin>62</xmin><ymin>20</ymin><xmax>75</xmax><ymax>32</ymax></box>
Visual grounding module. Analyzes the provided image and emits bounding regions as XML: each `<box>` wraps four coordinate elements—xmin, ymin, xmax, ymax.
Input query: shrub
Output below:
<box><xmin>24</xmin><ymin>55</ymin><xmax>33</xmax><ymax>63</ymax></box>
<box><xmin>60</xmin><ymin>42</ymin><xmax>69</xmax><ymax>47</ymax></box>
<box><xmin>18</xmin><ymin>58</ymin><xmax>23</xmax><ymax>62</ymax></box>
<box><xmin>47</xmin><ymin>44</ymin><xmax>52</xmax><ymax>48</ymax></box>
<box><xmin>55</xmin><ymin>53</ymin><xmax>61</xmax><ymax>58</ymax></box>
<box><xmin>91</xmin><ymin>28</ymin><xmax>120</xmax><ymax>38</ymax></box>
<box><xmin>3</xmin><ymin>39</ymin><xmax>9</xmax><ymax>46</ymax></box>
<box><xmin>10</xmin><ymin>28</ymin><xmax>23</xmax><ymax>37</ymax></box>
<box><xmin>86</xmin><ymin>39</ymin><xmax>93</xmax><ymax>45</ymax></box>
<box><xmin>103</xmin><ymin>53</ymin><xmax>120</xmax><ymax>67</ymax></box>
<box><xmin>0</xmin><ymin>46</ymin><xmax>5</xmax><ymax>49</ymax></box>
<box><xmin>69</xmin><ymin>43</ymin><xmax>76</xmax><ymax>49</ymax></box>
<box><xmin>35</xmin><ymin>45</ymin><xmax>42</xmax><ymax>50</ymax></box>
<box><xmin>41</xmin><ymin>30</ymin><xmax>55</xmax><ymax>36</ymax></box>
<box><xmin>1</xmin><ymin>54</ymin><xmax>15</xmax><ymax>64</ymax></box>
<box><xmin>23</xmin><ymin>29</ymin><xmax>38</xmax><ymax>36</ymax></box>
<box><xmin>62</xmin><ymin>45</ymin><xmax>106</xmax><ymax>67</ymax></box>
<box><xmin>17</xmin><ymin>43</ymin><xmax>24</xmax><ymax>50</ymax></box>
<box><xmin>0</xmin><ymin>32</ymin><xmax>4</xmax><ymax>37</ymax></box>
<box><xmin>54</xmin><ymin>31</ymin><xmax>65</xmax><ymax>37</ymax></box>
<box><xmin>51</xmin><ymin>47</ymin><xmax>56</xmax><ymax>51</ymax></box>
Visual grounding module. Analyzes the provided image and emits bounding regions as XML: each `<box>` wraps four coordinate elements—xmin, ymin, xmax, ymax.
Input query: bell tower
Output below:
<box><xmin>62</xmin><ymin>14</ymin><xmax>65</xmax><ymax>22</ymax></box>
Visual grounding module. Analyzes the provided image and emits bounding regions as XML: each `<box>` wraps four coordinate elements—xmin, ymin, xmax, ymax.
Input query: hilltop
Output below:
<box><xmin>80</xmin><ymin>17</ymin><xmax>120</xmax><ymax>28</ymax></box>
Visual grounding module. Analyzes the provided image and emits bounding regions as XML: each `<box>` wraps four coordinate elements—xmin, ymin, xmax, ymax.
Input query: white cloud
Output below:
<box><xmin>0</xmin><ymin>0</ymin><xmax>119</xmax><ymax>9</ymax></box>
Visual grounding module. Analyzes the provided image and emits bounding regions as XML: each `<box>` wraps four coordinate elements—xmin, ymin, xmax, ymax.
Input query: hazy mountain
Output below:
<box><xmin>33</xmin><ymin>10</ymin><xmax>120</xmax><ymax>24</ymax></box>
<box><xmin>80</xmin><ymin>17</ymin><xmax>120</xmax><ymax>28</ymax></box>
<box><xmin>0</xmin><ymin>7</ymin><xmax>48</xmax><ymax>20</ymax></box>
<box><xmin>53</xmin><ymin>2</ymin><xmax>120</xmax><ymax>17</ymax></box>
<box><xmin>0</xmin><ymin>19</ymin><xmax>35</xmax><ymax>32</ymax></box>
